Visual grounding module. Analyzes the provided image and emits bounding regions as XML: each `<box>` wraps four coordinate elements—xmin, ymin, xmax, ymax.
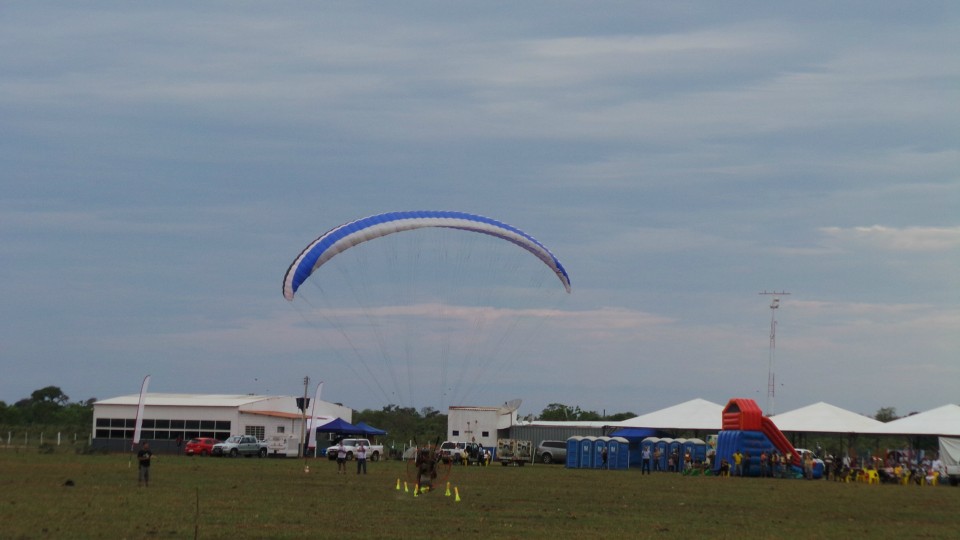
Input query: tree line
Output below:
<box><xmin>0</xmin><ymin>386</ymin><xmax>94</xmax><ymax>430</ymax></box>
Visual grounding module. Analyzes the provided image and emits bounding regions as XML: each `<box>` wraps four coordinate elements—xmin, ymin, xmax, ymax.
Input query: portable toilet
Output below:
<box><xmin>606</xmin><ymin>437</ymin><xmax>620</xmax><ymax>469</ymax></box>
<box><xmin>579</xmin><ymin>437</ymin><xmax>595</xmax><ymax>469</ymax></box>
<box><xmin>655</xmin><ymin>438</ymin><xmax>672</xmax><ymax>471</ymax></box>
<box><xmin>683</xmin><ymin>438</ymin><xmax>707</xmax><ymax>466</ymax></box>
<box><xmin>640</xmin><ymin>437</ymin><xmax>659</xmax><ymax>469</ymax></box>
<box><xmin>593</xmin><ymin>437</ymin><xmax>610</xmax><ymax>469</ymax></box>
<box><xmin>640</xmin><ymin>437</ymin><xmax>659</xmax><ymax>455</ymax></box>
<box><xmin>667</xmin><ymin>439</ymin><xmax>684</xmax><ymax>472</ymax></box>
<box><xmin>610</xmin><ymin>437</ymin><xmax>630</xmax><ymax>469</ymax></box>
<box><xmin>566</xmin><ymin>436</ymin><xmax>583</xmax><ymax>468</ymax></box>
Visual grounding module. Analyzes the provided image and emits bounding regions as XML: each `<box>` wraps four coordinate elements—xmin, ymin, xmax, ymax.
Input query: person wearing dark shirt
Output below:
<box><xmin>137</xmin><ymin>442</ymin><xmax>153</xmax><ymax>487</ymax></box>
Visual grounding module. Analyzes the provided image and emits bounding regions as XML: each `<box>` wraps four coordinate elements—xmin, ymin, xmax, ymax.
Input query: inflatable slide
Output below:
<box><xmin>714</xmin><ymin>398</ymin><xmax>817</xmax><ymax>478</ymax></box>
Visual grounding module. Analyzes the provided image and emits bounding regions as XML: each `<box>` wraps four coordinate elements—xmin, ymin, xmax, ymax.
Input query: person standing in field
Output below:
<box><xmin>641</xmin><ymin>446</ymin><xmax>652</xmax><ymax>474</ymax></box>
<box><xmin>356</xmin><ymin>441</ymin><xmax>367</xmax><ymax>474</ymax></box>
<box><xmin>336</xmin><ymin>441</ymin><xmax>347</xmax><ymax>474</ymax></box>
<box><xmin>137</xmin><ymin>442</ymin><xmax>153</xmax><ymax>487</ymax></box>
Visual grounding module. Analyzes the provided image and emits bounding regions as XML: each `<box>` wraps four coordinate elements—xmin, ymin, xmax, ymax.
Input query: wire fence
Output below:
<box><xmin>1</xmin><ymin>430</ymin><xmax>93</xmax><ymax>453</ymax></box>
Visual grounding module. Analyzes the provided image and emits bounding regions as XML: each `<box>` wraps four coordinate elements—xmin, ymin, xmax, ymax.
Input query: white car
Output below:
<box><xmin>212</xmin><ymin>435</ymin><xmax>268</xmax><ymax>458</ymax></box>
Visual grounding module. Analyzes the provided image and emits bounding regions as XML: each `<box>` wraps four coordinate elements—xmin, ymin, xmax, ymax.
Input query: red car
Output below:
<box><xmin>184</xmin><ymin>437</ymin><xmax>221</xmax><ymax>456</ymax></box>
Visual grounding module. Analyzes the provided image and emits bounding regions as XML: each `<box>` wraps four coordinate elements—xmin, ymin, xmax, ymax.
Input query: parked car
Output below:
<box><xmin>212</xmin><ymin>435</ymin><xmax>269</xmax><ymax>457</ymax></box>
<box><xmin>184</xmin><ymin>437</ymin><xmax>221</xmax><ymax>456</ymax></box>
<box><xmin>794</xmin><ymin>448</ymin><xmax>824</xmax><ymax>465</ymax></box>
<box><xmin>325</xmin><ymin>439</ymin><xmax>384</xmax><ymax>461</ymax></box>
<box><xmin>440</xmin><ymin>441</ymin><xmax>483</xmax><ymax>464</ymax></box>
<box><xmin>536</xmin><ymin>440</ymin><xmax>568</xmax><ymax>464</ymax></box>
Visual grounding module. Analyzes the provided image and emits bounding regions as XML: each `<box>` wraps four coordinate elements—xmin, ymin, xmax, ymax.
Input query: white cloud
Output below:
<box><xmin>819</xmin><ymin>225</ymin><xmax>960</xmax><ymax>252</ymax></box>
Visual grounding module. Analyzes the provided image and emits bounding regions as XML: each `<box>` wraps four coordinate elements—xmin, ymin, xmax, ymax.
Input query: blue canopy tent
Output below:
<box><xmin>316</xmin><ymin>417</ymin><xmax>366</xmax><ymax>436</ymax></box>
<box><xmin>355</xmin><ymin>422</ymin><xmax>387</xmax><ymax>437</ymax></box>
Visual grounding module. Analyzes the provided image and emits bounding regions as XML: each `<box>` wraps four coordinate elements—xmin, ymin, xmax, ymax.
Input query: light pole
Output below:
<box><xmin>759</xmin><ymin>291</ymin><xmax>789</xmax><ymax>416</ymax></box>
<box><xmin>299</xmin><ymin>376</ymin><xmax>309</xmax><ymax>458</ymax></box>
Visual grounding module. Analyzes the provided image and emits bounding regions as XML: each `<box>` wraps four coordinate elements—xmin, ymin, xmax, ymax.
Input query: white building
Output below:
<box><xmin>447</xmin><ymin>401</ymin><xmax>522</xmax><ymax>450</ymax></box>
<box><xmin>92</xmin><ymin>393</ymin><xmax>352</xmax><ymax>455</ymax></box>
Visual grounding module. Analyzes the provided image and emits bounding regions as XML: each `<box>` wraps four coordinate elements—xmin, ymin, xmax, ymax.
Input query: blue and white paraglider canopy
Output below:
<box><xmin>283</xmin><ymin>210</ymin><xmax>570</xmax><ymax>301</ymax></box>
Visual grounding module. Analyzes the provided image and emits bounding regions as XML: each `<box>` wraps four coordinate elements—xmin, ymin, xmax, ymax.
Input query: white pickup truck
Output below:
<box><xmin>212</xmin><ymin>435</ymin><xmax>269</xmax><ymax>458</ymax></box>
<box><xmin>326</xmin><ymin>438</ymin><xmax>384</xmax><ymax>461</ymax></box>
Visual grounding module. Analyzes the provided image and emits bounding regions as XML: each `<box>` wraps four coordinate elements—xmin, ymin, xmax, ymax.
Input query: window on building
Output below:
<box><xmin>482</xmin><ymin>431</ymin><xmax>489</xmax><ymax>437</ymax></box>
<box><xmin>277</xmin><ymin>426</ymin><xmax>285</xmax><ymax>434</ymax></box>
<box><xmin>245</xmin><ymin>426</ymin><xmax>265</xmax><ymax>440</ymax></box>
<box><xmin>452</xmin><ymin>430</ymin><xmax>460</xmax><ymax>436</ymax></box>
<box><xmin>93</xmin><ymin>418</ymin><xmax>230</xmax><ymax>441</ymax></box>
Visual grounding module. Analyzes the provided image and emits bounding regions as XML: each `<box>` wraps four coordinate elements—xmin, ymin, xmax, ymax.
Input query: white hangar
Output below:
<box><xmin>92</xmin><ymin>393</ymin><xmax>352</xmax><ymax>455</ymax></box>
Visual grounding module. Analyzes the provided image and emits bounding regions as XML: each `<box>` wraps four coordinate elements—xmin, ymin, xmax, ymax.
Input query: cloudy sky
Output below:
<box><xmin>2</xmin><ymin>2</ymin><xmax>957</xmax><ymax>420</ymax></box>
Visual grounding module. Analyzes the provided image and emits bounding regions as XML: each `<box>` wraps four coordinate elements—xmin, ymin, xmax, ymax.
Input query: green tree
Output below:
<box><xmin>875</xmin><ymin>407</ymin><xmax>898</xmax><ymax>423</ymax></box>
<box><xmin>538</xmin><ymin>403</ymin><xmax>608</xmax><ymax>421</ymax></box>
<box><xmin>4</xmin><ymin>386</ymin><xmax>93</xmax><ymax>428</ymax></box>
<box><xmin>31</xmin><ymin>386</ymin><xmax>70</xmax><ymax>405</ymax></box>
<box><xmin>353</xmin><ymin>404</ymin><xmax>447</xmax><ymax>453</ymax></box>
<box><xmin>539</xmin><ymin>403</ymin><xmax>578</xmax><ymax>421</ymax></box>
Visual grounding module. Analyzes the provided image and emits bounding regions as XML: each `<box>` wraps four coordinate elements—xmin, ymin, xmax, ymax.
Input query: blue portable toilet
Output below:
<box><xmin>566</xmin><ymin>436</ymin><xmax>582</xmax><ymax>468</ymax></box>
<box><xmin>655</xmin><ymin>438</ymin><xmax>672</xmax><ymax>471</ymax></box>
<box><xmin>640</xmin><ymin>437</ymin><xmax>659</xmax><ymax>469</ymax></box>
<box><xmin>609</xmin><ymin>437</ymin><xmax>630</xmax><ymax>469</ymax></box>
<box><xmin>682</xmin><ymin>438</ymin><xmax>707</xmax><ymax>467</ymax></box>
<box><xmin>579</xmin><ymin>437</ymin><xmax>595</xmax><ymax>469</ymax></box>
<box><xmin>679</xmin><ymin>438</ymin><xmax>705</xmax><ymax>472</ymax></box>
<box><xmin>640</xmin><ymin>437</ymin><xmax>659</xmax><ymax>455</ymax></box>
<box><xmin>667</xmin><ymin>439</ymin><xmax>684</xmax><ymax>472</ymax></box>
<box><xmin>607</xmin><ymin>437</ymin><xmax>620</xmax><ymax>469</ymax></box>
<box><xmin>592</xmin><ymin>437</ymin><xmax>610</xmax><ymax>469</ymax></box>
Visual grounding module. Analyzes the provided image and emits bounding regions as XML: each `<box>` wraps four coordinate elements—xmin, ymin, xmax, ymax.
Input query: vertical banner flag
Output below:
<box><xmin>132</xmin><ymin>374</ymin><xmax>151</xmax><ymax>450</ymax></box>
<box><xmin>305</xmin><ymin>381</ymin><xmax>324</xmax><ymax>454</ymax></box>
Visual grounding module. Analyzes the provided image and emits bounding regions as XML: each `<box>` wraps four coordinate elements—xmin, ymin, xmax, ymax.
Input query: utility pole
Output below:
<box><xmin>299</xmin><ymin>376</ymin><xmax>309</xmax><ymax>458</ymax></box>
<box><xmin>759</xmin><ymin>291</ymin><xmax>790</xmax><ymax>416</ymax></box>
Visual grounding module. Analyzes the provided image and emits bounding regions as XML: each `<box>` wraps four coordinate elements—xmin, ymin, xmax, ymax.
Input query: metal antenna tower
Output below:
<box><xmin>759</xmin><ymin>291</ymin><xmax>790</xmax><ymax>416</ymax></box>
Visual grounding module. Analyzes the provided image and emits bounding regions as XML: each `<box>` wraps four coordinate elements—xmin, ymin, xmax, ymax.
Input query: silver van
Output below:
<box><xmin>536</xmin><ymin>440</ymin><xmax>567</xmax><ymax>464</ymax></box>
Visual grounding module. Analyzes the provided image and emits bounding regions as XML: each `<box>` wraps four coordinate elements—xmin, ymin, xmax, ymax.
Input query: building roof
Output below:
<box><xmin>243</xmin><ymin>410</ymin><xmax>304</xmax><ymax>420</ymax></box>
<box><xmin>94</xmin><ymin>393</ymin><xmax>280</xmax><ymax>408</ymax></box>
<box><xmin>515</xmin><ymin>420</ymin><xmax>609</xmax><ymax>429</ymax></box>
<box><xmin>609</xmin><ymin>398</ymin><xmax>724</xmax><ymax>431</ymax></box>
<box><xmin>873</xmin><ymin>404</ymin><xmax>960</xmax><ymax>436</ymax></box>
<box><xmin>770</xmin><ymin>402</ymin><xmax>886</xmax><ymax>434</ymax></box>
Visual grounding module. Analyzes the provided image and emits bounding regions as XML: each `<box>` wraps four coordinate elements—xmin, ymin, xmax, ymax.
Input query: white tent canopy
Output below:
<box><xmin>770</xmin><ymin>402</ymin><xmax>886</xmax><ymax>434</ymax></box>
<box><xmin>873</xmin><ymin>404</ymin><xmax>960</xmax><ymax>436</ymax></box>
<box><xmin>610</xmin><ymin>398</ymin><xmax>724</xmax><ymax>431</ymax></box>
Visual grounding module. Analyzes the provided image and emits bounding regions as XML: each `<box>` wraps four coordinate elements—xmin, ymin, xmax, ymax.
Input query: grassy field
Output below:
<box><xmin>1</xmin><ymin>449</ymin><xmax>958</xmax><ymax>539</ymax></box>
